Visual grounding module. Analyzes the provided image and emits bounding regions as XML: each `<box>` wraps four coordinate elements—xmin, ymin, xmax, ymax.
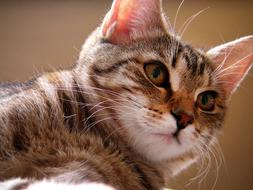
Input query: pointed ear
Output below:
<box><xmin>101</xmin><ymin>0</ymin><xmax>165</xmax><ymax>44</ymax></box>
<box><xmin>207</xmin><ymin>36</ymin><xmax>253</xmax><ymax>97</ymax></box>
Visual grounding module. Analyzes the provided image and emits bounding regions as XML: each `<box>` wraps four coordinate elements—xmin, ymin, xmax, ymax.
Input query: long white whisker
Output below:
<box><xmin>216</xmin><ymin>52</ymin><xmax>253</xmax><ymax>76</ymax></box>
<box><xmin>179</xmin><ymin>7</ymin><xmax>210</xmax><ymax>38</ymax></box>
<box><xmin>173</xmin><ymin>0</ymin><xmax>185</xmax><ymax>33</ymax></box>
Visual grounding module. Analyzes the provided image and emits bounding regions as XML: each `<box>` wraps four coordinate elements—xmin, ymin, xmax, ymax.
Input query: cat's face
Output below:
<box><xmin>76</xmin><ymin>0</ymin><xmax>253</xmax><ymax>163</ymax></box>
<box><xmin>78</xmin><ymin>32</ymin><xmax>225</xmax><ymax>162</ymax></box>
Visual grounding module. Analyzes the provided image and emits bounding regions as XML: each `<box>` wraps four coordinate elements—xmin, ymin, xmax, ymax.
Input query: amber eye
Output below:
<box><xmin>197</xmin><ymin>91</ymin><xmax>217</xmax><ymax>112</ymax></box>
<box><xmin>144</xmin><ymin>61</ymin><xmax>168</xmax><ymax>87</ymax></box>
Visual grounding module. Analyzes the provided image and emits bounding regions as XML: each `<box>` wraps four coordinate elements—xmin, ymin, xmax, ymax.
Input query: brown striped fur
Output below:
<box><xmin>0</xmin><ymin>71</ymin><xmax>164</xmax><ymax>189</ymax></box>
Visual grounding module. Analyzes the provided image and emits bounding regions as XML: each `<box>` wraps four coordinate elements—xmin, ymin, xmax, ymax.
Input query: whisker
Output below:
<box><xmin>212</xmin><ymin>44</ymin><xmax>236</xmax><ymax>75</ymax></box>
<box><xmin>172</xmin><ymin>0</ymin><xmax>185</xmax><ymax>56</ymax></box>
<box><xmin>83</xmin><ymin>105</ymin><xmax>138</xmax><ymax>126</ymax></box>
<box><xmin>179</xmin><ymin>7</ymin><xmax>210</xmax><ymax>38</ymax></box>
<box><xmin>215</xmin><ymin>52</ymin><xmax>253</xmax><ymax>76</ymax></box>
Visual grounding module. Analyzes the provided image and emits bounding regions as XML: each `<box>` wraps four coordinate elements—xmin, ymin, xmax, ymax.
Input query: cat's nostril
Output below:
<box><xmin>171</xmin><ymin>110</ymin><xmax>194</xmax><ymax>131</ymax></box>
<box><xmin>179</xmin><ymin>112</ymin><xmax>194</xmax><ymax>126</ymax></box>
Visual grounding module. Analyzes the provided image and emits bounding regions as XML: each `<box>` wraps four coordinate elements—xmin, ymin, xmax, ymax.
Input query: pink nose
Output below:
<box><xmin>178</xmin><ymin>112</ymin><xmax>194</xmax><ymax>126</ymax></box>
<box><xmin>171</xmin><ymin>110</ymin><xmax>194</xmax><ymax>131</ymax></box>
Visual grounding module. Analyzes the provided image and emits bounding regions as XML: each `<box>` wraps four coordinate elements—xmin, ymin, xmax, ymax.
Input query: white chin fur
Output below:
<box><xmin>131</xmin><ymin>127</ymin><xmax>196</xmax><ymax>162</ymax></box>
<box><xmin>122</xmin><ymin>110</ymin><xmax>197</xmax><ymax>162</ymax></box>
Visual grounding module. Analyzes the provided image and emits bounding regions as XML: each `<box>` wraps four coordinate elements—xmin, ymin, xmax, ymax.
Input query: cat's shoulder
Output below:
<box><xmin>0</xmin><ymin>79</ymin><xmax>37</xmax><ymax>99</ymax></box>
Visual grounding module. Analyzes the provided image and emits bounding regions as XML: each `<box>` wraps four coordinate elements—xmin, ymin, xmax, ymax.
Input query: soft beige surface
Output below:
<box><xmin>0</xmin><ymin>1</ymin><xmax>252</xmax><ymax>190</ymax></box>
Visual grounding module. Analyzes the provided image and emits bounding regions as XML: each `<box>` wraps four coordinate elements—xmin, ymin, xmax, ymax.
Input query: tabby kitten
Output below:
<box><xmin>0</xmin><ymin>0</ymin><xmax>252</xmax><ymax>190</ymax></box>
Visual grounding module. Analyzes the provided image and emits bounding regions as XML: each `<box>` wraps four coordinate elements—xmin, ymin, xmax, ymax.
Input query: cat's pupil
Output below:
<box><xmin>152</xmin><ymin>67</ymin><xmax>161</xmax><ymax>78</ymax></box>
<box><xmin>202</xmin><ymin>94</ymin><xmax>209</xmax><ymax>105</ymax></box>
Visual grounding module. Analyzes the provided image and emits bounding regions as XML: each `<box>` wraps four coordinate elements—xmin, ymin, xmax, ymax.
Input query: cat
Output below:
<box><xmin>0</xmin><ymin>0</ymin><xmax>252</xmax><ymax>190</ymax></box>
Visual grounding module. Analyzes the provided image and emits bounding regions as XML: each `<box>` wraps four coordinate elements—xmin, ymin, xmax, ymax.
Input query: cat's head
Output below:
<box><xmin>76</xmin><ymin>0</ymin><xmax>253</xmax><ymax>165</ymax></box>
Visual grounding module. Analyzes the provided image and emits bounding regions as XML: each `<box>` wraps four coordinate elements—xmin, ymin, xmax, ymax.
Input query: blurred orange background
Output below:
<box><xmin>0</xmin><ymin>1</ymin><xmax>252</xmax><ymax>189</ymax></box>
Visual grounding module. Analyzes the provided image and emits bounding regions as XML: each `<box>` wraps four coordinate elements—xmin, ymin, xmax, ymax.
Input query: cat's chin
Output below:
<box><xmin>127</xmin><ymin>125</ymin><xmax>197</xmax><ymax>163</ymax></box>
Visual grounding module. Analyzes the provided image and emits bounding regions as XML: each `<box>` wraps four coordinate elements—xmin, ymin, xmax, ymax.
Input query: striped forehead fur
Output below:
<box><xmin>80</xmin><ymin>31</ymin><xmax>214</xmax><ymax>96</ymax></box>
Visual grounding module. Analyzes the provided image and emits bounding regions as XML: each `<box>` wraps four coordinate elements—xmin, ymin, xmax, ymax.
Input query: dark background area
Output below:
<box><xmin>0</xmin><ymin>1</ymin><xmax>252</xmax><ymax>189</ymax></box>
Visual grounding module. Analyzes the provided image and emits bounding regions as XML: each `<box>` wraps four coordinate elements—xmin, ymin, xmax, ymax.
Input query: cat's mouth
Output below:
<box><xmin>172</xmin><ymin>129</ymin><xmax>182</xmax><ymax>144</ymax></box>
<box><xmin>152</xmin><ymin>132</ymin><xmax>180</xmax><ymax>144</ymax></box>
<box><xmin>152</xmin><ymin>124</ymin><xmax>189</xmax><ymax>145</ymax></box>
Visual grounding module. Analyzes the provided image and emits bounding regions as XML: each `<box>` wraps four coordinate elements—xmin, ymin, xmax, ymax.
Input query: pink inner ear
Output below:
<box><xmin>102</xmin><ymin>0</ymin><xmax>134</xmax><ymax>43</ymax></box>
<box><xmin>102</xmin><ymin>0</ymin><xmax>164</xmax><ymax>44</ymax></box>
<box><xmin>207</xmin><ymin>36</ymin><xmax>253</xmax><ymax>96</ymax></box>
